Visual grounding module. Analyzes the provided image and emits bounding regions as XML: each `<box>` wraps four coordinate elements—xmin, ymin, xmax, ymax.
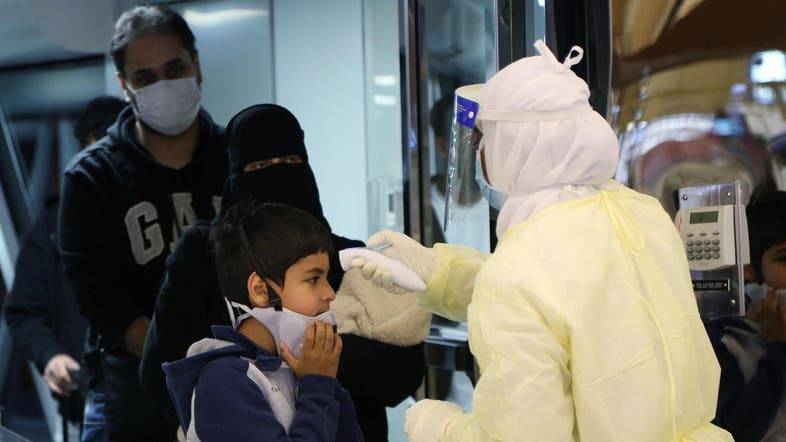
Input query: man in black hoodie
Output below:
<box><xmin>141</xmin><ymin>104</ymin><xmax>426</xmax><ymax>441</ymax></box>
<box><xmin>58</xmin><ymin>6</ymin><xmax>227</xmax><ymax>441</ymax></box>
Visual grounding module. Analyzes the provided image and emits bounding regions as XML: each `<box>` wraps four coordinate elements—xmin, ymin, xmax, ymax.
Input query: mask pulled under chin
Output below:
<box><xmin>231</xmin><ymin>303</ymin><xmax>336</xmax><ymax>358</ymax></box>
<box><xmin>127</xmin><ymin>77</ymin><xmax>201</xmax><ymax>136</ymax></box>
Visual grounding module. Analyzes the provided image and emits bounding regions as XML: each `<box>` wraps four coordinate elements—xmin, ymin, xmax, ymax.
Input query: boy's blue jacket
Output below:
<box><xmin>162</xmin><ymin>325</ymin><xmax>364</xmax><ymax>441</ymax></box>
<box><xmin>706</xmin><ymin>317</ymin><xmax>786</xmax><ymax>441</ymax></box>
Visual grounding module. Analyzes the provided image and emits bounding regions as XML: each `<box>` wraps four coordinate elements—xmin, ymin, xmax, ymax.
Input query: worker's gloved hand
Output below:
<box><xmin>350</xmin><ymin>230</ymin><xmax>437</xmax><ymax>294</ymax></box>
<box><xmin>405</xmin><ymin>399</ymin><xmax>463</xmax><ymax>442</ymax></box>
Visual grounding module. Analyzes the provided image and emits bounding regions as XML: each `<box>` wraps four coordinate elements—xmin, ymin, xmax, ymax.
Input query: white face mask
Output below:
<box><xmin>126</xmin><ymin>77</ymin><xmax>201</xmax><ymax>136</ymax></box>
<box><xmin>745</xmin><ymin>283</ymin><xmax>786</xmax><ymax>303</ymax></box>
<box><xmin>228</xmin><ymin>300</ymin><xmax>335</xmax><ymax>358</ymax></box>
<box><xmin>475</xmin><ymin>148</ymin><xmax>507</xmax><ymax>210</ymax></box>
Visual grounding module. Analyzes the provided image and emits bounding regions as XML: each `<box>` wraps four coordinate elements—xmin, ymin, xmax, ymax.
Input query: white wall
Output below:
<box><xmin>363</xmin><ymin>0</ymin><xmax>405</xmax><ymax>235</ymax></box>
<box><xmin>272</xmin><ymin>0</ymin><xmax>369</xmax><ymax>240</ymax></box>
<box><xmin>177</xmin><ymin>0</ymin><xmax>274</xmax><ymax>125</ymax></box>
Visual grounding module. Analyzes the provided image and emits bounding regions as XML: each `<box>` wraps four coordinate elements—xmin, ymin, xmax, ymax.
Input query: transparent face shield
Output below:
<box><xmin>443</xmin><ymin>43</ymin><xmax>588</xmax><ymax>230</ymax></box>
<box><xmin>444</xmin><ymin>84</ymin><xmax>485</xmax><ymax>231</ymax></box>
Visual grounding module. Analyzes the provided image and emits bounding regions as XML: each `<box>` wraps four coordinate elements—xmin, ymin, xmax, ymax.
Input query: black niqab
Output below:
<box><xmin>220</xmin><ymin>104</ymin><xmax>329</xmax><ymax>229</ymax></box>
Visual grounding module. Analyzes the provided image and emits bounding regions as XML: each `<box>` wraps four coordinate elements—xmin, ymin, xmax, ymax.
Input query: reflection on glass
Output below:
<box><xmin>751</xmin><ymin>50</ymin><xmax>786</xmax><ymax>83</ymax></box>
<box><xmin>422</xmin><ymin>0</ymin><xmax>492</xmax><ymax>252</ymax></box>
<box><xmin>611</xmin><ymin>2</ymin><xmax>786</xmax><ymax>210</ymax></box>
<box><xmin>771</xmin><ymin>134</ymin><xmax>786</xmax><ymax>189</ymax></box>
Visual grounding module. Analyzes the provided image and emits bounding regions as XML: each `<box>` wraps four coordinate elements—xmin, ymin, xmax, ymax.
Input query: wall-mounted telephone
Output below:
<box><xmin>675</xmin><ymin>181</ymin><xmax>750</xmax><ymax>318</ymax></box>
<box><xmin>674</xmin><ymin>205</ymin><xmax>750</xmax><ymax>271</ymax></box>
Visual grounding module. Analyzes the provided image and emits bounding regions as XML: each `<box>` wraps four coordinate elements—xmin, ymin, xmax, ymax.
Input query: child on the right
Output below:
<box><xmin>707</xmin><ymin>186</ymin><xmax>786</xmax><ymax>442</ymax></box>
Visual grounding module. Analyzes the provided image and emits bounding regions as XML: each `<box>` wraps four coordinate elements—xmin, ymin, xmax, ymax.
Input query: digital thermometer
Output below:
<box><xmin>339</xmin><ymin>247</ymin><xmax>427</xmax><ymax>292</ymax></box>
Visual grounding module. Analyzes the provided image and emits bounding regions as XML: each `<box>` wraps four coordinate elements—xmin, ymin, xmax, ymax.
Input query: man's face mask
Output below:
<box><xmin>126</xmin><ymin>76</ymin><xmax>201</xmax><ymax>136</ymax></box>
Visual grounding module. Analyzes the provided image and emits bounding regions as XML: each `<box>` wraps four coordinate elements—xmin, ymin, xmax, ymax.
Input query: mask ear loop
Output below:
<box><xmin>224</xmin><ymin>297</ymin><xmax>239</xmax><ymax>328</ymax></box>
<box><xmin>238</xmin><ymin>220</ymin><xmax>283</xmax><ymax>311</ymax></box>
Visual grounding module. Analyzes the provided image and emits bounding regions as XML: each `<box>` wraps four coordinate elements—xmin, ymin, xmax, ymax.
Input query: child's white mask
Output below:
<box><xmin>745</xmin><ymin>283</ymin><xmax>786</xmax><ymax>304</ymax></box>
<box><xmin>226</xmin><ymin>299</ymin><xmax>335</xmax><ymax>358</ymax></box>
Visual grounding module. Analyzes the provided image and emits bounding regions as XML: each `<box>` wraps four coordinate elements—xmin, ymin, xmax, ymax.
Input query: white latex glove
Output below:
<box><xmin>405</xmin><ymin>399</ymin><xmax>464</xmax><ymax>442</ymax></box>
<box><xmin>350</xmin><ymin>230</ymin><xmax>437</xmax><ymax>294</ymax></box>
<box><xmin>44</xmin><ymin>354</ymin><xmax>80</xmax><ymax>396</ymax></box>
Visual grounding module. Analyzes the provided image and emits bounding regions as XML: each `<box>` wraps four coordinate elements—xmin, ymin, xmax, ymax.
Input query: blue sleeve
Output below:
<box><xmin>291</xmin><ymin>376</ymin><xmax>364</xmax><ymax>441</ymax></box>
<box><xmin>194</xmin><ymin>361</ymin><xmax>347</xmax><ymax>441</ymax></box>
<box><xmin>333</xmin><ymin>383</ymin><xmax>365</xmax><ymax>442</ymax></box>
<box><xmin>708</xmin><ymin>322</ymin><xmax>786</xmax><ymax>442</ymax></box>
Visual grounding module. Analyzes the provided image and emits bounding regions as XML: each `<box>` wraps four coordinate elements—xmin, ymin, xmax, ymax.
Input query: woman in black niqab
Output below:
<box><xmin>142</xmin><ymin>104</ymin><xmax>425</xmax><ymax>441</ymax></box>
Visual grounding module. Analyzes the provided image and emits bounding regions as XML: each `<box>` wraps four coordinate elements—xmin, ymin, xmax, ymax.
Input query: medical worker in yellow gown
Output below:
<box><xmin>352</xmin><ymin>41</ymin><xmax>732</xmax><ymax>442</ymax></box>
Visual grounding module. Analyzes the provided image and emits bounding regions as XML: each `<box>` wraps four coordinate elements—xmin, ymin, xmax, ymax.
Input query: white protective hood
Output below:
<box><xmin>479</xmin><ymin>40</ymin><xmax>620</xmax><ymax>236</ymax></box>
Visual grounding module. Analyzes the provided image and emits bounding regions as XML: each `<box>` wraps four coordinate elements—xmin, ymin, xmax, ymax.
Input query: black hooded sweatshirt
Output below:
<box><xmin>58</xmin><ymin>106</ymin><xmax>228</xmax><ymax>352</ymax></box>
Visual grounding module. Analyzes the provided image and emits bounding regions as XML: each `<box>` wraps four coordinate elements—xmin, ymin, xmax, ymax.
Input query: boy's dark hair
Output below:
<box><xmin>74</xmin><ymin>96</ymin><xmax>127</xmax><ymax>147</ymax></box>
<box><xmin>111</xmin><ymin>5</ymin><xmax>197</xmax><ymax>75</ymax></box>
<box><xmin>747</xmin><ymin>183</ymin><xmax>786</xmax><ymax>279</ymax></box>
<box><xmin>211</xmin><ymin>201</ymin><xmax>334</xmax><ymax>307</ymax></box>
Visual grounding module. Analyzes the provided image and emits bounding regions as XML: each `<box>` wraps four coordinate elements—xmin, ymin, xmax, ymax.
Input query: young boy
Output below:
<box><xmin>163</xmin><ymin>202</ymin><xmax>364</xmax><ymax>441</ymax></box>
<box><xmin>707</xmin><ymin>186</ymin><xmax>786</xmax><ymax>442</ymax></box>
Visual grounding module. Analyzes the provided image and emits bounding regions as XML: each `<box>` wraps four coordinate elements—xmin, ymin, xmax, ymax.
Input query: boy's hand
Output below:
<box><xmin>280</xmin><ymin>321</ymin><xmax>342</xmax><ymax>378</ymax></box>
<box><xmin>748</xmin><ymin>289</ymin><xmax>786</xmax><ymax>342</ymax></box>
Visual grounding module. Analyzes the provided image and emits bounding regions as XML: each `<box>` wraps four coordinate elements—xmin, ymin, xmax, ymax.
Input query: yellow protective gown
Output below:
<box><xmin>419</xmin><ymin>183</ymin><xmax>732</xmax><ymax>441</ymax></box>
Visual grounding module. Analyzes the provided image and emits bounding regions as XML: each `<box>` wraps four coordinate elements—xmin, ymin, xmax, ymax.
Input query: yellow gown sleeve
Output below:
<box><xmin>419</xmin><ymin>244</ymin><xmax>490</xmax><ymax>322</ymax></box>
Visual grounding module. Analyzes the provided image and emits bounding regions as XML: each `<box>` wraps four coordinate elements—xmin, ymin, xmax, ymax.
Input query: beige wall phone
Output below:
<box><xmin>674</xmin><ymin>205</ymin><xmax>750</xmax><ymax>271</ymax></box>
<box><xmin>675</xmin><ymin>181</ymin><xmax>750</xmax><ymax>318</ymax></box>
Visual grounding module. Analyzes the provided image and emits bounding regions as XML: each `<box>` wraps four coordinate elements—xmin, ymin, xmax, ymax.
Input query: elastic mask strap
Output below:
<box><xmin>238</xmin><ymin>221</ymin><xmax>283</xmax><ymax>311</ymax></box>
<box><xmin>226</xmin><ymin>300</ymin><xmax>254</xmax><ymax>328</ymax></box>
<box><xmin>479</xmin><ymin>104</ymin><xmax>593</xmax><ymax>123</ymax></box>
<box><xmin>224</xmin><ymin>298</ymin><xmax>255</xmax><ymax>328</ymax></box>
<box><xmin>224</xmin><ymin>298</ymin><xmax>238</xmax><ymax>328</ymax></box>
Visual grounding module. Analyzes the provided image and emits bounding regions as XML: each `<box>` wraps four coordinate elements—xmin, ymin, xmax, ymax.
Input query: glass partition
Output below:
<box><xmin>420</xmin><ymin>0</ymin><xmax>494</xmax><ymax>252</ymax></box>
<box><xmin>611</xmin><ymin>0</ymin><xmax>786</xmax><ymax>207</ymax></box>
